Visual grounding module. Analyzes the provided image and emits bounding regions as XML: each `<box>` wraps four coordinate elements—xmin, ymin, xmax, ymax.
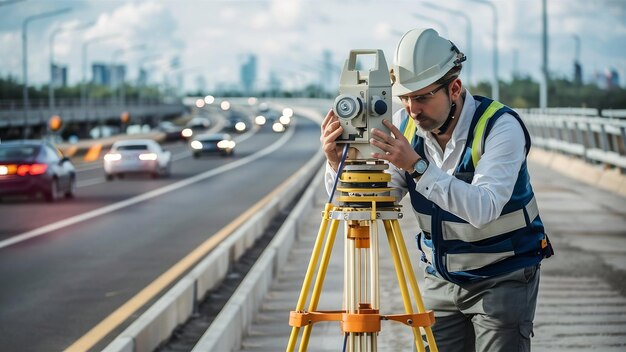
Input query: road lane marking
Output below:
<box><xmin>0</xmin><ymin>125</ymin><xmax>295</xmax><ymax>251</ymax></box>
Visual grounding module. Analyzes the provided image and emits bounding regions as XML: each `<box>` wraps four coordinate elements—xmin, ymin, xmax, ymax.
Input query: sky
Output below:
<box><xmin>0</xmin><ymin>0</ymin><xmax>625</xmax><ymax>93</ymax></box>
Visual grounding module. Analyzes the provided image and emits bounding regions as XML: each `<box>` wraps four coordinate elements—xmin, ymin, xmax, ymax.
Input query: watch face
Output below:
<box><xmin>415</xmin><ymin>159</ymin><xmax>428</xmax><ymax>174</ymax></box>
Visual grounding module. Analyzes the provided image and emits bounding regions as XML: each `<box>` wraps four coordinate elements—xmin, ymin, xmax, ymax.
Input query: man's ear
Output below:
<box><xmin>450</xmin><ymin>78</ymin><xmax>462</xmax><ymax>99</ymax></box>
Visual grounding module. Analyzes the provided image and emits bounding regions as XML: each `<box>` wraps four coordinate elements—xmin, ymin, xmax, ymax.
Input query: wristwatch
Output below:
<box><xmin>409</xmin><ymin>158</ymin><xmax>429</xmax><ymax>179</ymax></box>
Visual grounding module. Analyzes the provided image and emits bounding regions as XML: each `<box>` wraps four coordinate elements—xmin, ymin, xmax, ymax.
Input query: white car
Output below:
<box><xmin>103</xmin><ymin>139</ymin><xmax>172</xmax><ymax>180</ymax></box>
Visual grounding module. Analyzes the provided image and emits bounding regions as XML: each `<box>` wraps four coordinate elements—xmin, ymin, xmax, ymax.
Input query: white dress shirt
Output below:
<box><xmin>325</xmin><ymin>91</ymin><xmax>527</xmax><ymax>228</ymax></box>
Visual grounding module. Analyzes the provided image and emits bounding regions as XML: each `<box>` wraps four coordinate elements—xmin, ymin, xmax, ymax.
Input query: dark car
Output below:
<box><xmin>181</xmin><ymin>117</ymin><xmax>211</xmax><ymax>139</ymax></box>
<box><xmin>0</xmin><ymin>140</ymin><xmax>76</xmax><ymax>201</ymax></box>
<box><xmin>156</xmin><ymin>121</ymin><xmax>185</xmax><ymax>142</ymax></box>
<box><xmin>189</xmin><ymin>133</ymin><xmax>236</xmax><ymax>157</ymax></box>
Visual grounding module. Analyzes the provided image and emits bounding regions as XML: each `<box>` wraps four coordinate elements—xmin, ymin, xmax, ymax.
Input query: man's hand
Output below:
<box><xmin>320</xmin><ymin>109</ymin><xmax>345</xmax><ymax>172</ymax></box>
<box><xmin>370</xmin><ymin>119</ymin><xmax>420</xmax><ymax>171</ymax></box>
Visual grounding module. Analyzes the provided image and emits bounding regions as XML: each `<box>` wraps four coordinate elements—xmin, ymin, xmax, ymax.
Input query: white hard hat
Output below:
<box><xmin>392</xmin><ymin>28</ymin><xmax>465</xmax><ymax>96</ymax></box>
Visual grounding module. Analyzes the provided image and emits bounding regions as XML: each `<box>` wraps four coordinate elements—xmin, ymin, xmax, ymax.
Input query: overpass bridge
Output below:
<box><xmin>0</xmin><ymin>97</ymin><xmax>184</xmax><ymax>140</ymax></box>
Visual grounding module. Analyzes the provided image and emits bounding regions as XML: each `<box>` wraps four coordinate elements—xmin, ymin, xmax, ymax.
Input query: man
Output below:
<box><xmin>321</xmin><ymin>28</ymin><xmax>553</xmax><ymax>352</ymax></box>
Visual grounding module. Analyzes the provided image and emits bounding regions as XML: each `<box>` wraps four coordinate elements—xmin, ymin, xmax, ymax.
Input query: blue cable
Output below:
<box><xmin>342</xmin><ymin>332</ymin><xmax>348</xmax><ymax>352</ymax></box>
<box><xmin>328</xmin><ymin>143</ymin><xmax>350</xmax><ymax>204</ymax></box>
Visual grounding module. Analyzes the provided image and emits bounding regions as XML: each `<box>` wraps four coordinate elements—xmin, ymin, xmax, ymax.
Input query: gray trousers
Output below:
<box><xmin>422</xmin><ymin>265</ymin><xmax>540</xmax><ymax>352</ymax></box>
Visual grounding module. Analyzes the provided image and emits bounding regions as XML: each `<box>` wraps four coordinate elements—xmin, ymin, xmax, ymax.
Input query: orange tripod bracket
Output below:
<box><xmin>289</xmin><ymin>309</ymin><xmax>435</xmax><ymax>332</ymax></box>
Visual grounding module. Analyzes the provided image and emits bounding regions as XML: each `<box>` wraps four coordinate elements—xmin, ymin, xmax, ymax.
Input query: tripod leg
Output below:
<box><xmin>390</xmin><ymin>220</ymin><xmax>438</xmax><ymax>352</ymax></box>
<box><xmin>287</xmin><ymin>203</ymin><xmax>335</xmax><ymax>352</ymax></box>
<box><xmin>299</xmin><ymin>218</ymin><xmax>341</xmax><ymax>351</ymax></box>
<box><xmin>383</xmin><ymin>220</ymin><xmax>426</xmax><ymax>352</ymax></box>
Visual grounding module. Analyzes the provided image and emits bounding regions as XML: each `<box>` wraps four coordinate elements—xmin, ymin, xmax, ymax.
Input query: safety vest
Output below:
<box><xmin>401</xmin><ymin>96</ymin><xmax>553</xmax><ymax>284</ymax></box>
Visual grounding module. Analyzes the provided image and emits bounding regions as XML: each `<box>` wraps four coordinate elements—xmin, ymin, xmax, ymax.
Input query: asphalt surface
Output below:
<box><xmin>238</xmin><ymin>160</ymin><xmax>626</xmax><ymax>351</ymax></box>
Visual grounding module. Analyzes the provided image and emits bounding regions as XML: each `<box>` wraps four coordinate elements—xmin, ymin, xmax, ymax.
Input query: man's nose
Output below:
<box><xmin>406</xmin><ymin>99</ymin><xmax>421</xmax><ymax>117</ymax></box>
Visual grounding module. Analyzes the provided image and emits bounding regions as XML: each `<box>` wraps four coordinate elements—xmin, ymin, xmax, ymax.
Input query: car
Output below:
<box><xmin>189</xmin><ymin>133</ymin><xmax>236</xmax><ymax>158</ymax></box>
<box><xmin>156</xmin><ymin>121</ymin><xmax>185</xmax><ymax>142</ymax></box>
<box><xmin>103</xmin><ymin>139</ymin><xmax>172</xmax><ymax>180</ymax></box>
<box><xmin>223</xmin><ymin>111</ymin><xmax>250</xmax><ymax>133</ymax></box>
<box><xmin>0</xmin><ymin>140</ymin><xmax>76</xmax><ymax>201</ymax></box>
<box><xmin>181</xmin><ymin>117</ymin><xmax>211</xmax><ymax>139</ymax></box>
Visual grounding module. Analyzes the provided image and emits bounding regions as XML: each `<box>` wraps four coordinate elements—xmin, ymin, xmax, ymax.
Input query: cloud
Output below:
<box><xmin>85</xmin><ymin>1</ymin><xmax>183</xmax><ymax>55</ymax></box>
<box><xmin>270</xmin><ymin>0</ymin><xmax>302</xmax><ymax>28</ymax></box>
<box><xmin>0</xmin><ymin>32</ymin><xmax>20</xmax><ymax>77</ymax></box>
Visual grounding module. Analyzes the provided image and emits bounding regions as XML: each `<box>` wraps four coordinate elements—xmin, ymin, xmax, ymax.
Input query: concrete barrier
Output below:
<box><xmin>529</xmin><ymin>148</ymin><xmax>626</xmax><ymax>197</ymax></box>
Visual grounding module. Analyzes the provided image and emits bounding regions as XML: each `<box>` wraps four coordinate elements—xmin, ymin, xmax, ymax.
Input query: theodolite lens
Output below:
<box><xmin>333</xmin><ymin>94</ymin><xmax>362</xmax><ymax>120</ymax></box>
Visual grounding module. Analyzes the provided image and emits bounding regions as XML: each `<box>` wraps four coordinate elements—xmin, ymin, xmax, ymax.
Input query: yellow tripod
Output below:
<box><xmin>287</xmin><ymin>160</ymin><xmax>438</xmax><ymax>352</ymax></box>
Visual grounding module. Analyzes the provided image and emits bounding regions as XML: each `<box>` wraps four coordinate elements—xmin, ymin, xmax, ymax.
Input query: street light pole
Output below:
<box><xmin>424</xmin><ymin>2</ymin><xmax>473</xmax><ymax>88</ymax></box>
<box><xmin>21</xmin><ymin>7</ymin><xmax>72</xmax><ymax>139</ymax></box>
<box><xmin>49</xmin><ymin>21</ymin><xmax>94</xmax><ymax>112</ymax></box>
<box><xmin>468</xmin><ymin>0</ymin><xmax>499</xmax><ymax>100</ymax></box>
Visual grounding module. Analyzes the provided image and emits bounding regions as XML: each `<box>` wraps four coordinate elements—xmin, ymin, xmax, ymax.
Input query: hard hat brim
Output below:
<box><xmin>392</xmin><ymin>61</ymin><xmax>453</xmax><ymax>96</ymax></box>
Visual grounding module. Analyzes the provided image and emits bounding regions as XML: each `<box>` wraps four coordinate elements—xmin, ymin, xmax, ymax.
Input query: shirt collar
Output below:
<box><xmin>415</xmin><ymin>88</ymin><xmax>476</xmax><ymax>144</ymax></box>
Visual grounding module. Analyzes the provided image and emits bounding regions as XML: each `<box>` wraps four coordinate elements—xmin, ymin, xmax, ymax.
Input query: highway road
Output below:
<box><xmin>0</xmin><ymin>104</ymin><xmax>321</xmax><ymax>351</ymax></box>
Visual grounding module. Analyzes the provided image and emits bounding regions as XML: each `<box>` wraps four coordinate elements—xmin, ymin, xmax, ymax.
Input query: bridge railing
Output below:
<box><xmin>520</xmin><ymin>108</ymin><xmax>626</xmax><ymax>172</ymax></box>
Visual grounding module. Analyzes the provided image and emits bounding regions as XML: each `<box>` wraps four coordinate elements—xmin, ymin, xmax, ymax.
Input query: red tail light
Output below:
<box><xmin>16</xmin><ymin>164</ymin><xmax>48</xmax><ymax>176</ymax></box>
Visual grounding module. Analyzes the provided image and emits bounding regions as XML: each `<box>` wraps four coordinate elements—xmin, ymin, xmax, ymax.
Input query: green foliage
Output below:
<box><xmin>467</xmin><ymin>75</ymin><xmax>626</xmax><ymax>110</ymax></box>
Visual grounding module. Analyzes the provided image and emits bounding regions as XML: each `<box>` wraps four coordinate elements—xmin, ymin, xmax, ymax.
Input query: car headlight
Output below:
<box><xmin>217</xmin><ymin>140</ymin><xmax>236</xmax><ymax>149</ymax></box>
<box><xmin>272</xmin><ymin>122</ymin><xmax>285</xmax><ymax>133</ymax></box>
<box><xmin>255</xmin><ymin>115</ymin><xmax>266</xmax><ymax>125</ymax></box>
<box><xmin>282</xmin><ymin>108</ymin><xmax>293</xmax><ymax>118</ymax></box>
<box><xmin>182</xmin><ymin>128</ymin><xmax>193</xmax><ymax>137</ymax></box>
<box><xmin>235</xmin><ymin>122</ymin><xmax>246</xmax><ymax>132</ymax></box>
<box><xmin>279</xmin><ymin>115</ymin><xmax>291</xmax><ymax>125</ymax></box>
<box><xmin>190</xmin><ymin>140</ymin><xmax>203</xmax><ymax>150</ymax></box>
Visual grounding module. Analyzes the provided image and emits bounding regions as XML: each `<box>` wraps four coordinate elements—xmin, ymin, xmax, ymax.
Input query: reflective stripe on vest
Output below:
<box><xmin>402</xmin><ymin>116</ymin><xmax>417</xmax><ymax>144</ymax></box>
<box><xmin>412</xmin><ymin>195</ymin><xmax>538</xmax><ymax>242</ymax></box>
<box><xmin>471</xmin><ymin>100</ymin><xmax>505</xmax><ymax>168</ymax></box>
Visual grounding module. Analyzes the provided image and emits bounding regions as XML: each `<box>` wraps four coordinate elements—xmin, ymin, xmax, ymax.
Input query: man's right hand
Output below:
<box><xmin>320</xmin><ymin>109</ymin><xmax>345</xmax><ymax>172</ymax></box>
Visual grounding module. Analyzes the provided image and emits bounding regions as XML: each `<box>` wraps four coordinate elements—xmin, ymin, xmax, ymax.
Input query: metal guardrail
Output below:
<box><xmin>520</xmin><ymin>109</ymin><xmax>626</xmax><ymax>171</ymax></box>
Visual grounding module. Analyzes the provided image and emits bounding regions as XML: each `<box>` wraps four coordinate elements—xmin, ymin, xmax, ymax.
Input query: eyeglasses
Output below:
<box><xmin>399</xmin><ymin>81</ymin><xmax>451</xmax><ymax>104</ymax></box>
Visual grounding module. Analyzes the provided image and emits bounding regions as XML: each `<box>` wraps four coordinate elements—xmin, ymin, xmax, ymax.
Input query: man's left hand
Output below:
<box><xmin>370</xmin><ymin>119</ymin><xmax>420</xmax><ymax>171</ymax></box>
